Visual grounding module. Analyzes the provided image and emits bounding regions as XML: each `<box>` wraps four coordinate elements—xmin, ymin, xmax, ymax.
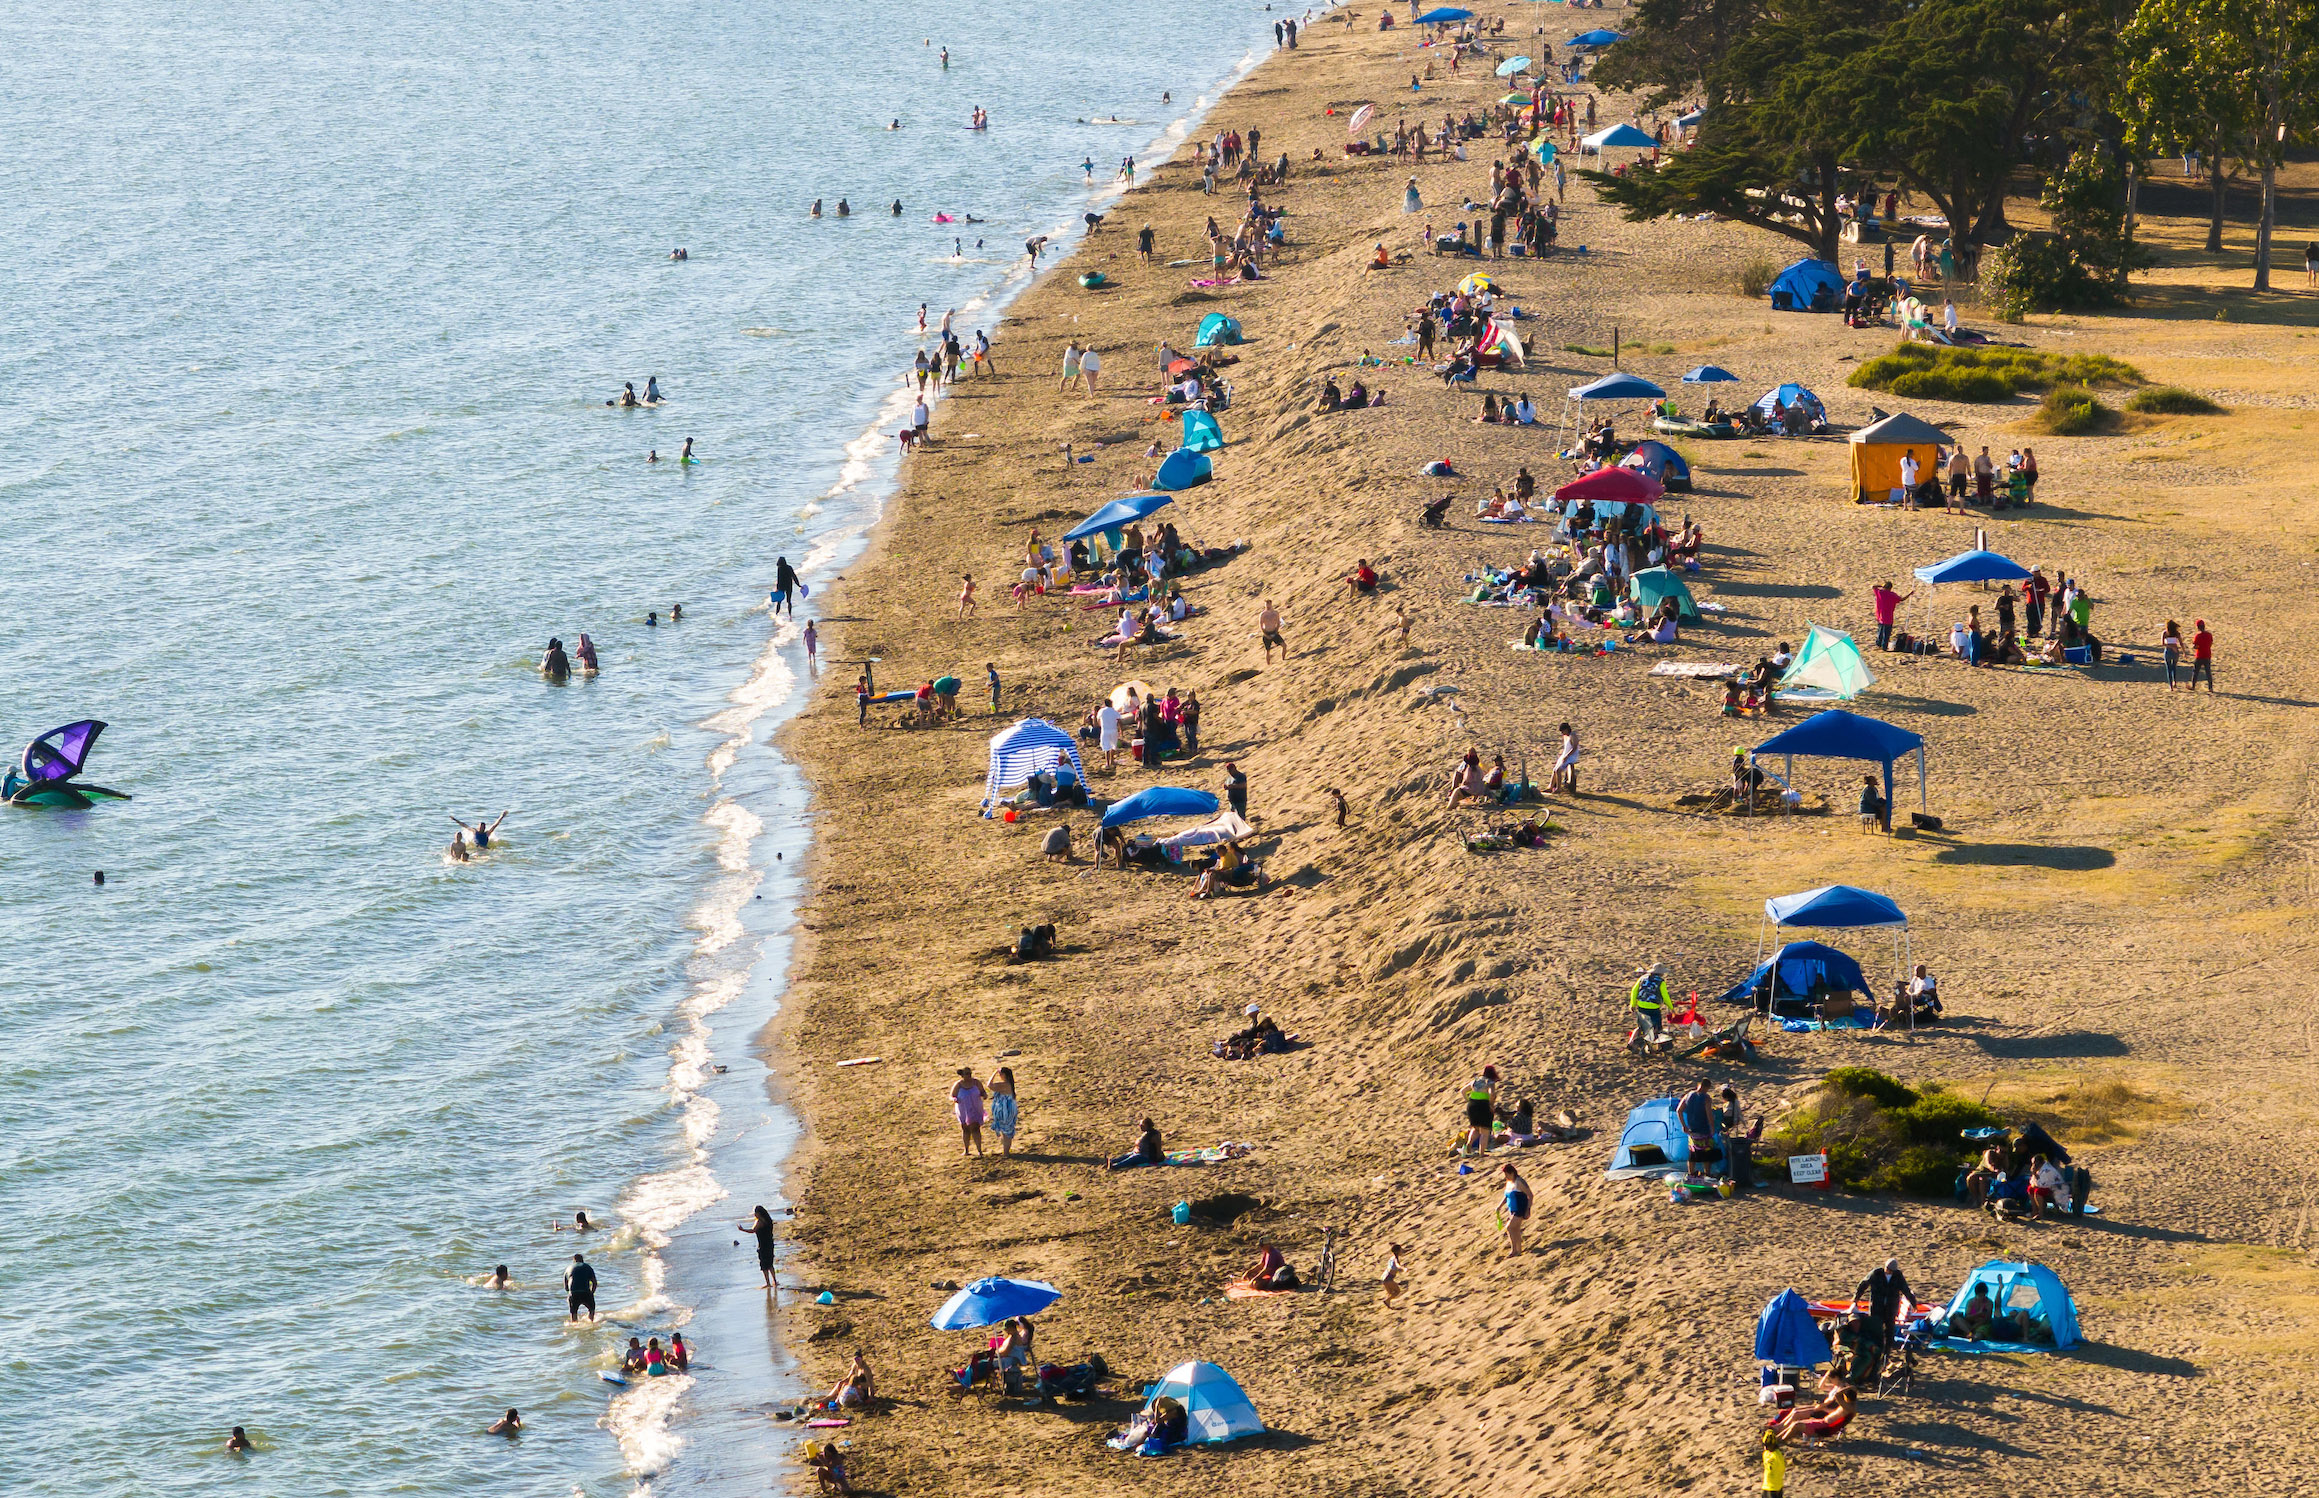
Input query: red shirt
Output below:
<box><xmin>1872</xmin><ymin>587</ymin><xmax>1902</xmax><ymax>625</ymax></box>
<box><xmin>2192</xmin><ymin>629</ymin><xmax>2212</xmax><ymax>662</ymax></box>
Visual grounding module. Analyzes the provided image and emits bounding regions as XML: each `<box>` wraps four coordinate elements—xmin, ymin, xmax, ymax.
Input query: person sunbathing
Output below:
<box><xmin>1244</xmin><ymin>1244</ymin><xmax>1299</xmax><ymax>1290</ymax></box>
<box><xmin>1768</xmin><ymin>1383</ymin><xmax>1856</xmax><ymax>1441</ymax></box>
<box><xmin>1107</xmin><ymin>1118</ymin><xmax>1166</xmax><ymax>1169</ymax></box>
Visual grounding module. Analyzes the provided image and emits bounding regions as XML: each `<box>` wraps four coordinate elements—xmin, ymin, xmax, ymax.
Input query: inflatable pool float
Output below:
<box><xmin>1653</xmin><ymin>416</ymin><xmax>1738</xmax><ymax>439</ymax></box>
<box><xmin>1079</xmin><ymin>271</ymin><xmax>1109</xmax><ymax>289</ymax></box>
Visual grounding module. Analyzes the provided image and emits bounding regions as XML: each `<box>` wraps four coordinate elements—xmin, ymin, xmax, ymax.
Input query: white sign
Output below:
<box><xmin>1788</xmin><ymin>1153</ymin><xmax>1829</xmax><ymax>1185</ymax></box>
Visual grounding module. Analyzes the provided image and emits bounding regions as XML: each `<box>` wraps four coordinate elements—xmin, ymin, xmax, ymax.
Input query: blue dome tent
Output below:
<box><xmin>1933</xmin><ymin>1261</ymin><xmax>2081</xmax><ymax>1354</ymax></box>
<box><xmin>1127</xmin><ymin>1362</ymin><xmax>1265</xmax><ymax>1449</ymax></box>
<box><xmin>1180</xmin><ymin>408</ymin><xmax>1225</xmax><ymax>453</ymax></box>
<box><xmin>1194</xmin><ymin>312</ymin><xmax>1243</xmax><ymax>348</ymax></box>
<box><xmin>1767</xmin><ymin>258</ymin><xmax>1844</xmax><ymax>312</ymax></box>
<box><xmin>1620</xmin><ymin>438</ymin><xmax>1691</xmax><ymax>491</ymax></box>
<box><xmin>1606</xmin><ymin>1097</ymin><xmax>1717</xmax><ymax>1179</ymax></box>
<box><xmin>1715</xmin><ymin>940</ymin><xmax>1869</xmax><ymax>1013</ymax></box>
<box><xmin>1752</xmin><ymin>382</ymin><xmax>1826</xmax><ymax>428</ymax></box>
<box><xmin>1153</xmin><ymin>449</ymin><xmax>1212</xmax><ymax>491</ymax></box>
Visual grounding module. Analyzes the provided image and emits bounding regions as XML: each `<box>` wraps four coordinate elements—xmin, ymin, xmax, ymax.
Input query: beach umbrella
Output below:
<box><xmin>1495</xmin><ymin>55</ymin><xmax>1534</xmax><ymax>76</ymax></box>
<box><xmin>1681</xmin><ymin>365</ymin><xmax>1739</xmax><ymax>383</ymax></box>
<box><xmin>1064</xmin><ymin>492</ymin><xmax>1172</xmax><ymax>543</ymax></box>
<box><xmin>1415</xmin><ymin>6</ymin><xmax>1475</xmax><ymax>22</ymax></box>
<box><xmin>1501</xmin><ymin>93</ymin><xmax>1532</xmax><ymax>106</ymax></box>
<box><xmin>1099</xmin><ymin>785</ymin><xmax>1221</xmax><ymax>829</ymax></box>
<box><xmin>1568</xmin><ymin>28</ymin><xmax>1625</xmax><ymax>47</ymax></box>
<box><xmin>1347</xmin><ymin>103</ymin><xmax>1375</xmax><ymax>135</ymax></box>
<box><xmin>1109</xmin><ymin>679</ymin><xmax>1155</xmax><ymax>713</ymax></box>
<box><xmin>930</xmin><ymin>1277</ymin><xmax>1062</xmax><ymax>1331</ymax></box>
<box><xmin>1527</xmin><ymin>137</ymin><xmax>1557</xmax><ymax>163</ymax></box>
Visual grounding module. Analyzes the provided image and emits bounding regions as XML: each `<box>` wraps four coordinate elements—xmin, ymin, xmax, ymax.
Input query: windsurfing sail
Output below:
<box><xmin>22</xmin><ymin>720</ymin><xmax>104</xmax><ymax>784</ymax></box>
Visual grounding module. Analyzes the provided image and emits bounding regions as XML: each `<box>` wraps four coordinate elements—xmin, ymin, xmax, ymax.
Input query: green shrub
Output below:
<box><xmin>1892</xmin><ymin>1089</ymin><xmax>2005</xmax><ymax>1146</ymax></box>
<box><xmin>1738</xmin><ymin>258</ymin><xmax>1777</xmax><ymax>299</ymax></box>
<box><xmin>1888</xmin><ymin>366</ymin><xmax>2018</xmax><ymax>402</ymax></box>
<box><xmin>1847</xmin><ymin>342</ymin><xmax>2140</xmax><ymax>403</ymax></box>
<box><xmin>1823</xmin><ymin>1066</ymin><xmax>1917</xmax><ymax>1110</ymax></box>
<box><xmin>1563</xmin><ymin>343</ymin><xmax>1612</xmax><ymax>358</ymax></box>
<box><xmin>2036</xmin><ymin>386</ymin><xmax>2113</xmax><ymax>435</ymax></box>
<box><xmin>1869</xmin><ymin>1143</ymin><xmax>1971</xmax><ymax>1197</ymax></box>
<box><xmin>2127</xmin><ymin>385</ymin><xmax>2225</xmax><ymax>415</ymax></box>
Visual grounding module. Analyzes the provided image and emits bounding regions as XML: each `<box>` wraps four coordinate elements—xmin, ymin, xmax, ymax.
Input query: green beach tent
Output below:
<box><xmin>1776</xmin><ymin>625</ymin><xmax>1876</xmax><ymax>701</ymax></box>
<box><xmin>1629</xmin><ymin>566</ymin><xmax>1699</xmax><ymax>620</ymax></box>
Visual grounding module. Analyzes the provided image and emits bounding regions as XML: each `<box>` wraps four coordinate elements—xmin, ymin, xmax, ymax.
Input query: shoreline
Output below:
<box><xmin>633</xmin><ymin>31</ymin><xmax>1323</xmax><ymax>1490</ymax></box>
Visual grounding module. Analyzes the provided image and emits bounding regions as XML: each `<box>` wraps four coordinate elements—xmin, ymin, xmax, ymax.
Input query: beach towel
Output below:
<box><xmin>1650</xmin><ymin>661</ymin><xmax>1742</xmax><ymax>678</ymax></box>
<box><xmin>1224</xmin><ymin>1281</ymin><xmax>1296</xmax><ymax>1300</ymax></box>
<box><xmin>1778</xmin><ymin>1013</ymin><xmax>1875</xmax><ymax>1032</ymax></box>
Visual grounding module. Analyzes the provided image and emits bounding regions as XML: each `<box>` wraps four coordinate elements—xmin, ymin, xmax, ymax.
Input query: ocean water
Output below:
<box><xmin>0</xmin><ymin>3</ymin><xmax>1290</xmax><ymax>1493</ymax></box>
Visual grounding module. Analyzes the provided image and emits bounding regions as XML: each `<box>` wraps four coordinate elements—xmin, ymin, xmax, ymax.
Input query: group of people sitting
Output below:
<box><xmin>619</xmin><ymin>1333</ymin><xmax>691</xmax><ymax>1378</ymax></box>
<box><xmin>1080</xmin><ymin>682</ymin><xmax>1201</xmax><ymax>771</ymax></box>
<box><xmin>1317</xmin><ymin>374</ymin><xmax>1384</xmax><ymax>410</ymax></box>
<box><xmin>1213</xmin><ymin>1007</ymin><xmax>1292</xmax><ymax>1058</ymax></box>
<box><xmin>1474</xmin><ymin>391</ymin><xmax>1539</xmax><ymax>425</ymax></box>
<box><xmin>1963</xmin><ymin>1121</ymin><xmax>2084</xmax><ymax>1222</ymax></box>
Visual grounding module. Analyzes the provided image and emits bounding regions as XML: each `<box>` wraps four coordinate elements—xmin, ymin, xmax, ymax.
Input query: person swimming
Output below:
<box><xmin>645</xmin><ymin>376</ymin><xmax>662</xmax><ymax>402</ymax></box>
<box><xmin>488</xmin><ymin>1409</ymin><xmax>522</xmax><ymax>1436</ymax></box>
<box><xmin>448</xmin><ymin>832</ymin><xmax>471</xmax><ymax>862</ymax></box>
<box><xmin>680</xmin><ymin>437</ymin><xmax>696</xmax><ymax>464</ymax></box>
<box><xmin>668</xmin><ymin>247</ymin><xmax>687</xmax><ymax>260</ymax></box>
<box><xmin>891</xmin><ymin>199</ymin><xmax>903</xmax><ymax>215</ymax></box>
<box><xmin>553</xmin><ymin>1208</ymin><xmax>592</xmax><ymax>1232</ymax></box>
<box><xmin>492</xmin><ymin>1264</ymin><xmax>511</xmax><ymax>1290</ymax></box>
<box><xmin>541</xmin><ymin>637</ymin><xmax>571</xmax><ymax>681</ymax></box>
<box><xmin>453</xmin><ymin>810</ymin><xmax>513</xmax><ymax>850</ymax></box>
<box><xmin>646</xmin><ymin>611</ymin><xmax>658</xmax><ymax>627</ymax></box>
<box><xmin>226</xmin><ymin>1428</ymin><xmax>252</xmax><ymax>1453</ymax></box>
<box><xmin>835</xmin><ymin>198</ymin><xmax>850</xmax><ymax>216</ymax></box>
<box><xmin>610</xmin><ymin>381</ymin><xmax>638</xmax><ymax>408</ymax></box>
<box><xmin>646</xmin><ymin>450</ymin><xmax>658</xmax><ymax>463</ymax></box>
<box><xmin>575</xmin><ymin>634</ymin><xmax>599</xmax><ymax>676</ymax></box>
<box><xmin>669</xmin><ymin>603</ymin><xmax>684</xmax><ymax>622</ymax></box>
<box><xmin>809</xmin><ymin>198</ymin><xmax>822</xmax><ymax>217</ymax></box>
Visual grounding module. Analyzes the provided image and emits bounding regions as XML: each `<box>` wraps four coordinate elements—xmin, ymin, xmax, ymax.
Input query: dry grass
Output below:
<box><xmin>1956</xmin><ymin>1070</ymin><xmax>2186</xmax><ymax>1148</ymax></box>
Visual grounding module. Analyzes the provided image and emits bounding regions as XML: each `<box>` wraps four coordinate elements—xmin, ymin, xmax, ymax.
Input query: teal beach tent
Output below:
<box><xmin>1153</xmin><ymin>449</ymin><xmax>1212</xmax><ymax>491</ymax></box>
<box><xmin>1629</xmin><ymin>566</ymin><xmax>1699</xmax><ymax>619</ymax></box>
<box><xmin>1181</xmin><ymin>409</ymin><xmax>1224</xmax><ymax>452</ymax></box>
<box><xmin>1934</xmin><ymin>1261</ymin><xmax>2081</xmax><ymax>1353</ymax></box>
<box><xmin>1194</xmin><ymin>312</ymin><xmax>1242</xmax><ymax>347</ymax></box>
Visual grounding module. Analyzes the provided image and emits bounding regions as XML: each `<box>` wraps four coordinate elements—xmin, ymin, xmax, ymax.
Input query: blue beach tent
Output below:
<box><xmin>981</xmin><ymin>719</ymin><xmax>1086</xmax><ymax>815</ymax></box>
<box><xmin>1681</xmin><ymin>365</ymin><xmax>1739</xmax><ymax>383</ymax></box>
<box><xmin>1620</xmin><ymin>439</ymin><xmax>1691</xmax><ymax>491</ymax></box>
<box><xmin>1767</xmin><ymin>258</ymin><xmax>1844</xmax><ymax>311</ymax></box>
<box><xmin>1144</xmin><ymin>1362</ymin><xmax>1265</xmax><ymax>1446</ymax></box>
<box><xmin>1913</xmin><ymin>549</ymin><xmax>2032</xmax><ymax>586</ymax></box>
<box><xmin>1582</xmin><ymin>123</ymin><xmax>1655</xmax><ymax>150</ymax></box>
<box><xmin>1194</xmin><ymin>312</ymin><xmax>1243</xmax><ymax>348</ymax></box>
<box><xmin>1716</xmin><ymin>940</ymin><xmax>1869</xmax><ymax>1008</ymax></box>
<box><xmin>1181</xmin><ymin>408</ymin><xmax>1225</xmax><ymax>453</ymax></box>
<box><xmin>1753</xmin><ymin>382</ymin><xmax>1827</xmax><ymax>423</ymax></box>
<box><xmin>1100</xmin><ymin>785</ymin><xmax>1220</xmax><ymax>829</ymax></box>
<box><xmin>1934</xmin><ymin>1261</ymin><xmax>2081</xmax><ymax>1354</ymax></box>
<box><xmin>1606</xmin><ymin>1097</ymin><xmax>1717</xmax><ymax>1179</ymax></box>
<box><xmin>1152</xmin><ymin>449</ymin><xmax>1212</xmax><ymax>491</ymax></box>
<box><xmin>1065</xmin><ymin>492</ymin><xmax>1173</xmax><ymax>544</ymax></box>
<box><xmin>1756</xmin><ymin>1289</ymin><xmax>1834</xmax><ymax>1368</ymax></box>
<box><xmin>931</xmin><ymin>1277</ymin><xmax>1062</xmax><ymax>1330</ymax></box>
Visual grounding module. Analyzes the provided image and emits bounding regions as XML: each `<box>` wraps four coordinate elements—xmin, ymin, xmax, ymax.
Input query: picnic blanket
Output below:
<box><xmin>1650</xmin><ymin>661</ymin><xmax>1742</xmax><ymax>678</ymax></box>
<box><xmin>1778</xmin><ymin>1013</ymin><xmax>1875</xmax><ymax>1032</ymax></box>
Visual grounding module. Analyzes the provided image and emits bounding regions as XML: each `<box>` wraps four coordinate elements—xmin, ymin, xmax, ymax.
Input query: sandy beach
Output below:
<box><xmin>767</xmin><ymin>7</ymin><xmax>2319</xmax><ymax>1494</ymax></box>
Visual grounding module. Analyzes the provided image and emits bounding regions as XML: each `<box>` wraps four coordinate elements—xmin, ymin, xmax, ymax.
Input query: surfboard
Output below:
<box><xmin>600</xmin><ymin>1372</ymin><xmax>630</xmax><ymax>1386</ymax></box>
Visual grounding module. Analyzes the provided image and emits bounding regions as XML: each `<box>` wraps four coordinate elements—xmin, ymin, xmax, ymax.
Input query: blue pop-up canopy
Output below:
<box><xmin>1567</xmin><ymin>371</ymin><xmax>1665</xmax><ymax>401</ymax></box>
<box><xmin>1100</xmin><ymin>785</ymin><xmax>1220</xmax><ymax>828</ymax></box>
<box><xmin>1765</xmin><ymin>885</ymin><xmax>1907</xmax><ymax>928</ymax></box>
<box><xmin>1569</xmin><ymin>28</ymin><xmax>1624</xmax><ymax>46</ymax></box>
<box><xmin>1756</xmin><ymin>1289</ymin><xmax>1834</xmax><ymax>1368</ymax></box>
<box><xmin>1753</xmin><ymin>708</ymin><xmax>1928</xmax><ymax>841</ymax></box>
<box><xmin>931</xmin><ymin>1277</ymin><xmax>1062</xmax><ymax>1330</ymax></box>
<box><xmin>1681</xmin><ymin>365</ymin><xmax>1738</xmax><ymax>383</ymax></box>
<box><xmin>1913</xmin><ymin>549</ymin><xmax>2031</xmax><ymax>586</ymax></box>
<box><xmin>1065</xmin><ymin>492</ymin><xmax>1173</xmax><ymax>543</ymax></box>
<box><xmin>1415</xmin><ymin>6</ymin><xmax>1474</xmax><ymax>22</ymax></box>
<box><xmin>1583</xmin><ymin>123</ymin><xmax>1655</xmax><ymax>150</ymax></box>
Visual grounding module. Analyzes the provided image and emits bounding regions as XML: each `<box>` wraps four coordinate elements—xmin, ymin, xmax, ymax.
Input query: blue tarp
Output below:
<box><xmin>1681</xmin><ymin>365</ymin><xmax>1739</xmax><ymax>383</ymax></box>
<box><xmin>1605</xmin><ymin>1097</ymin><xmax>1716</xmax><ymax>1179</ymax></box>
<box><xmin>1764</xmin><ymin>885</ymin><xmax>1908</xmax><ymax>929</ymax></box>
<box><xmin>1767</xmin><ymin>258</ymin><xmax>1844</xmax><ymax>311</ymax></box>
<box><xmin>1194</xmin><ymin>312</ymin><xmax>1243</xmax><ymax>347</ymax></box>
<box><xmin>1153</xmin><ymin>449</ymin><xmax>1212</xmax><ymax>491</ymax></box>
<box><xmin>1620</xmin><ymin>439</ymin><xmax>1690</xmax><ymax>489</ymax></box>
<box><xmin>1181</xmin><ymin>409</ymin><xmax>1224</xmax><ymax>453</ymax></box>
<box><xmin>1933</xmin><ymin>1261</ymin><xmax>2081</xmax><ymax>1353</ymax></box>
<box><xmin>1065</xmin><ymin>493</ymin><xmax>1173</xmax><ymax>542</ymax></box>
<box><xmin>1567</xmin><ymin>371</ymin><xmax>1665</xmax><ymax>401</ymax></box>
<box><xmin>1716</xmin><ymin>940</ymin><xmax>1870</xmax><ymax>1006</ymax></box>
<box><xmin>1913</xmin><ymin>549</ymin><xmax>2032</xmax><ymax>586</ymax></box>
<box><xmin>1100</xmin><ymin>785</ymin><xmax>1221</xmax><ymax>828</ymax></box>
<box><xmin>1756</xmin><ymin>1289</ymin><xmax>1834</xmax><ymax>1368</ymax></box>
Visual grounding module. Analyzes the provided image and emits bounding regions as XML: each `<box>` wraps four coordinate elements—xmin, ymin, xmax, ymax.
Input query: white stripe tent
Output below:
<box><xmin>982</xmin><ymin>718</ymin><xmax>1086</xmax><ymax>816</ymax></box>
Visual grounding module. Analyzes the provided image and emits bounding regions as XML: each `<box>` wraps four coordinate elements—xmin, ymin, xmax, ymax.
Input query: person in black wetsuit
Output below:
<box><xmin>738</xmin><ymin>1204</ymin><xmax>778</xmax><ymax>1289</ymax></box>
<box><xmin>541</xmin><ymin>637</ymin><xmax>571</xmax><ymax>681</ymax></box>
<box><xmin>772</xmin><ymin>557</ymin><xmax>802</xmax><ymax>616</ymax></box>
<box><xmin>565</xmin><ymin>1253</ymin><xmax>598</xmax><ymax>1322</ymax></box>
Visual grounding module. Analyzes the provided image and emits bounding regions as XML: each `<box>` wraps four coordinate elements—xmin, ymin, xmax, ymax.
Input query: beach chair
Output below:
<box><xmin>1674</xmin><ymin>1011</ymin><xmax>1753</xmax><ymax>1061</ymax></box>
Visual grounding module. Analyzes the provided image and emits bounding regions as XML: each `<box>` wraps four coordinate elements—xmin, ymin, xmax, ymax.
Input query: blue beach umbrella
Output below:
<box><xmin>1681</xmin><ymin>365</ymin><xmax>1739</xmax><ymax>383</ymax></box>
<box><xmin>931</xmin><ymin>1277</ymin><xmax>1062</xmax><ymax>1330</ymax></box>
<box><xmin>1099</xmin><ymin>785</ymin><xmax>1220</xmax><ymax>829</ymax></box>
<box><xmin>1569</xmin><ymin>28</ymin><xmax>1625</xmax><ymax>47</ymax></box>
<box><xmin>1414</xmin><ymin>7</ymin><xmax>1474</xmax><ymax>23</ymax></box>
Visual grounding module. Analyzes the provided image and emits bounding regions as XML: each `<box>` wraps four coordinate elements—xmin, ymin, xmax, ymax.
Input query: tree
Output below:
<box><xmin>2119</xmin><ymin>0</ymin><xmax>2262</xmax><ymax>252</ymax></box>
<box><xmin>2129</xmin><ymin>0</ymin><xmax>2319</xmax><ymax>290</ymax></box>
<box><xmin>1591</xmin><ymin>0</ymin><xmax>1770</xmax><ymax>110</ymax></box>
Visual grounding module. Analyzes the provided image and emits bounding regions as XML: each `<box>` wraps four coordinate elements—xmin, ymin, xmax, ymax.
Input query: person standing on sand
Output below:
<box><xmin>950</xmin><ymin>1067</ymin><xmax>988</xmax><ymax>1156</ymax></box>
<box><xmin>856</xmin><ymin>674</ymin><xmax>871</xmax><ymax>726</ymax></box>
<box><xmin>2190</xmin><ymin>619</ymin><xmax>2214</xmax><ymax>693</ymax></box>
<box><xmin>958</xmin><ymin>573</ymin><xmax>977</xmax><ymax>620</ymax></box>
<box><xmin>1059</xmin><ymin>341</ymin><xmax>1081</xmax><ymax>392</ymax></box>
<box><xmin>986</xmin><ymin>662</ymin><xmax>1001</xmax><ymax>714</ymax></box>
<box><xmin>1258</xmin><ymin>599</ymin><xmax>1286</xmax><ymax>661</ymax></box>
<box><xmin>1459</xmin><ymin>1065</ymin><xmax>1499</xmax><ymax>1155</ymax></box>
<box><xmin>1869</xmin><ymin>581</ymin><xmax>1910</xmax><ymax>652</ymax></box>
<box><xmin>1382</xmin><ymin>1244</ymin><xmax>1406</xmax><ymax>1306</ymax></box>
<box><xmin>1499</xmin><ymin>1162</ymin><xmax>1533</xmax><ymax>1255</ymax></box>
<box><xmin>1097</xmin><ymin>698</ymin><xmax>1122</xmax><ymax>772</ymax></box>
<box><xmin>1078</xmin><ymin>344</ymin><xmax>1100</xmax><ymax>394</ymax></box>
<box><xmin>1223</xmin><ymin>760</ymin><xmax>1248</xmax><ymax>819</ymax></box>
<box><xmin>1138</xmin><ymin>223</ymin><xmax>1156</xmax><ymax>265</ymax></box>
<box><xmin>1550</xmin><ymin>722</ymin><xmax>1580</xmax><ymax>794</ymax></box>
<box><xmin>989</xmin><ymin>1067</ymin><xmax>1019</xmax><ymax>1155</ymax></box>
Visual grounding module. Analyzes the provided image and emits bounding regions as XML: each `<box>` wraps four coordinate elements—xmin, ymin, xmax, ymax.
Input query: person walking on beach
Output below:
<box><xmin>1222</xmin><ymin>760</ymin><xmax>1248</xmax><ymax>819</ymax></box>
<box><xmin>1059</xmin><ymin>341</ymin><xmax>1081</xmax><ymax>392</ymax></box>
<box><xmin>803</xmin><ymin>620</ymin><xmax>818</xmax><ymax>675</ymax></box>
<box><xmin>989</xmin><ymin>1067</ymin><xmax>1019</xmax><ymax>1155</ymax></box>
<box><xmin>1138</xmin><ymin>223</ymin><xmax>1155</xmax><ymax>265</ymax></box>
<box><xmin>986</xmin><ymin>662</ymin><xmax>1001</xmax><ymax>714</ymax></box>
<box><xmin>772</xmin><ymin>556</ymin><xmax>802</xmax><ymax>616</ymax></box>
<box><xmin>958</xmin><ymin>573</ymin><xmax>977</xmax><ymax>620</ymax></box>
<box><xmin>1382</xmin><ymin>1243</ymin><xmax>1406</xmax><ymax>1307</ymax></box>
<box><xmin>565</xmin><ymin>1253</ymin><xmax>598</xmax><ymax>1322</ymax></box>
<box><xmin>856</xmin><ymin>674</ymin><xmax>872</xmax><ymax>726</ymax></box>
<box><xmin>1258</xmin><ymin>599</ymin><xmax>1286</xmax><ymax>662</ymax></box>
<box><xmin>1077</xmin><ymin>344</ymin><xmax>1100</xmax><ymax>394</ymax></box>
<box><xmin>739</xmin><ymin>1205</ymin><xmax>778</xmax><ymax>1289</ymax></box>
<box><xmin>2190</xmin><ymin>619</ymin><xmax>2215</xmax><ymax>693</ymax></box>
<box><xmin>951</xmin><ymin>1067</ymin><xmax>989</xmax><ymax>1157</ymax></box>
